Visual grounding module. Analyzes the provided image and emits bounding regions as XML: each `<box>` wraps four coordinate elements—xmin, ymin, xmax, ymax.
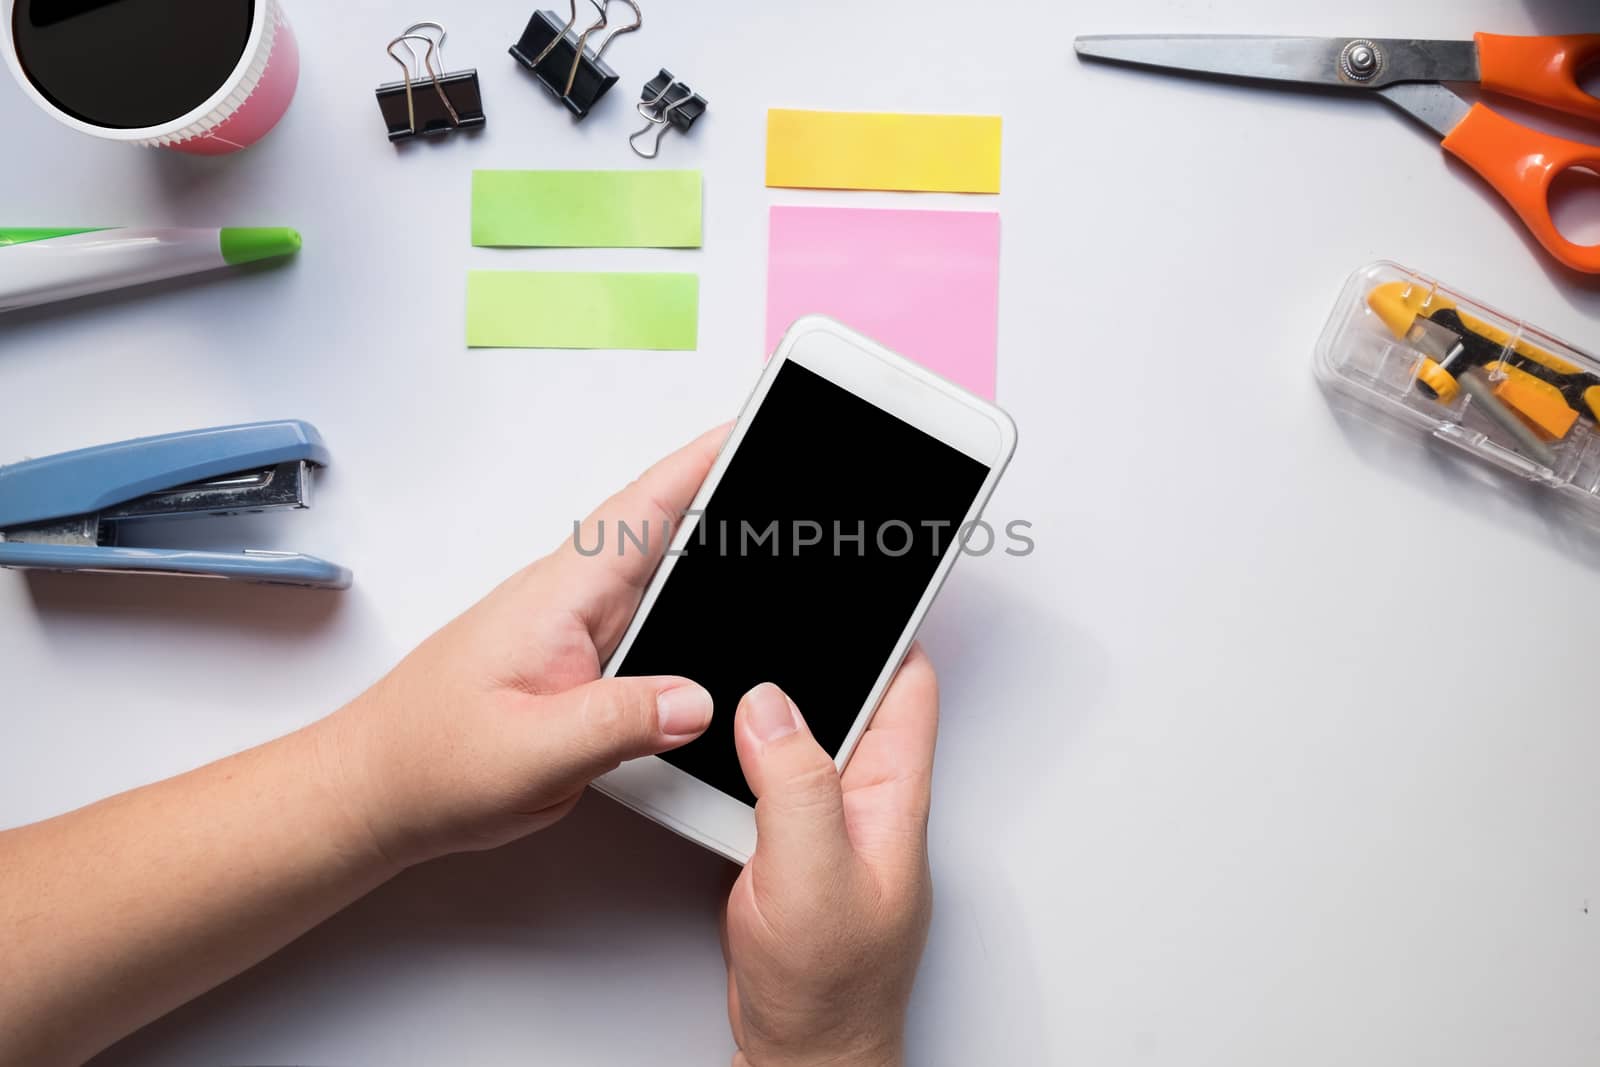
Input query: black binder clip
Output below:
<box><xmin>629</xmin><ymin>70</ymin><xmax>706</xmax><ymax>159</ymax></box>
<box><xmin>509</xmin><ymin>0</ymin><xmax>642</xmax><ymax>119</ymax></box>
<box><xmin>375</xmin><ymin>22</ymin><xmax>486</xmax><ymax>142</ymax></box>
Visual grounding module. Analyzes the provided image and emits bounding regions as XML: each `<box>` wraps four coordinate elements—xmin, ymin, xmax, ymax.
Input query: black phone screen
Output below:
<box><xmin>613</xmin><ymin>360</ymin><xmax>992</xmax><ymax>805</ymax></box>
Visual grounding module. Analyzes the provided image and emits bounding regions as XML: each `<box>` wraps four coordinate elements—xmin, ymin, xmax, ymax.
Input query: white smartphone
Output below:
<box><xmin>593</xmin><ymin>316</ymin><xmax>1017</xmax><ymax>863</ymax></box>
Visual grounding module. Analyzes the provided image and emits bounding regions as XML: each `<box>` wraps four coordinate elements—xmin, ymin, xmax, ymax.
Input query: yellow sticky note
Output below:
<box><xmin>766</xmin><ymin>109</ymin><xmax>1002</xmax><ymax>194</ymax></box>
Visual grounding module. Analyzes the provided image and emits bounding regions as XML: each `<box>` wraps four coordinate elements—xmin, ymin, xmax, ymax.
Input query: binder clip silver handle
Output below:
<box><xmin>387</xmin><ymin>25</ymin><xmax>460</xmax><ymax>134</ymax></box>
<box><xmin>630</xmin><ymin>74</ymin><xmax>703</xmax><ymax>159</ymax></box>
<box><xmin>524</xmin><ymin>0</ymin><xmax>641</xmax><ymax>101</ymax></box>
<box><xmin>630</xmin><ymin>86</ymin><xmax>677</xmax><ymax>159</ymax></box>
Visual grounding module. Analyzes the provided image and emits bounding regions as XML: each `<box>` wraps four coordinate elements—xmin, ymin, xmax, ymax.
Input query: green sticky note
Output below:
<box><xmin>467</xmin><ymin>271</ymin><xmax>700</xmax><ymax>350</ymax></box>
<box><xmin>471</xmin><ymin>170</ymin><xmax>703</xmax><ymax>248</ymax></box>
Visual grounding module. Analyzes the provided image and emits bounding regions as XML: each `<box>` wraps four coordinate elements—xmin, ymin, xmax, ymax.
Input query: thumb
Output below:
<box><xmin>734</xmin><ymin>683</ymin><xmax>855</xmax><ymax>878</ymax></box>
<box><xmin>536</xmin><ymin>676</ymin><xmax>713</xmax><ymax>790</ymax></box>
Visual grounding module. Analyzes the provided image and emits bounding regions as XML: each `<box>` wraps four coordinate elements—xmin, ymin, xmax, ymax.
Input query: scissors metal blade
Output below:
<box><xmin>1377</xmin><ymin>82</ymin><xmax>1471</xmax><ymax>138</ymax></box>
<box><xmin>1074</xmin><ymin>35</ymin><xmax>1479</xmax><ymax>90</ymax></box>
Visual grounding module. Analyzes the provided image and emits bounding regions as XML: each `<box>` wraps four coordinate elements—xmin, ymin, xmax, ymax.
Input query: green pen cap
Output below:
<box><xmin>219</xmin><ymin>227</ymin><xmax>302</xmax><ymax>266</ymax></box>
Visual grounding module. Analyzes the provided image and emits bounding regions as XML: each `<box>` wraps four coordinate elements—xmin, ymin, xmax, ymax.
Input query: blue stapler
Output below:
<box><xmin>0</xmin><ymin>420</ymin><xmax>351</xmax><ymax>589</ymax></box>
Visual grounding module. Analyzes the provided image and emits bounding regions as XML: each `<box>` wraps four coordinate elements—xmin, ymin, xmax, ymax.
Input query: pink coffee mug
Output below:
<box><xmin>2</xmin><ymin>0</ymin><xmax>298</xmax><ymax>155</ymax></box>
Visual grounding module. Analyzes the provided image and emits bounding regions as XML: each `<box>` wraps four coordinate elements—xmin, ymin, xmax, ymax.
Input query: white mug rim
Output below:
<box><xmin>0</xmin><ymin>0</ymin><xmax>268</xmax><ymax>141</ymax></box>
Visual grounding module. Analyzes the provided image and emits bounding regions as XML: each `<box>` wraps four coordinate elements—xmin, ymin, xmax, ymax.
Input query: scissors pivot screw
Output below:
<box><xmin>1339</xmin><ymin>39</ymin><xmax>1382</xmax><ymax>82</ymax></box>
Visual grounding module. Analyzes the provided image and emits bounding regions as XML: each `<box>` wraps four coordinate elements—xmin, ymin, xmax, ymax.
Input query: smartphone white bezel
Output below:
<box><xmin>592</xmin><ymin>316</ymin><xmax>1017</xmax><ymax>864</ymax></box>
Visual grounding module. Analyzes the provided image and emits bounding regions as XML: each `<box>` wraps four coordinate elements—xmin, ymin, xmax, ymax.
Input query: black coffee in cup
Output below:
<box><xmin>12</xmin><ymin>0</ymin><xmax>255</xmax><ymax>129</ymax></box>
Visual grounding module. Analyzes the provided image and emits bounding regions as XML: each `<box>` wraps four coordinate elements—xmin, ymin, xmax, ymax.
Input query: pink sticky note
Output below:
<box><xmin>765</xmin><ymin>206</ymin><xmax>1001</xmax><ymax>400</ymax></box>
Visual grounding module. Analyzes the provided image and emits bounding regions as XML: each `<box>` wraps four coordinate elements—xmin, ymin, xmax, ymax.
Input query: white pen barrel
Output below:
<box><xmin>0</xmin><ymin>229</ymin><xmax>225</xmax><ymax>312</ymax></box>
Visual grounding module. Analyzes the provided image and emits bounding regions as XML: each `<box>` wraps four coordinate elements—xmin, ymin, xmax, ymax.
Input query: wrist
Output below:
<box><xmin>733</xmin><ymin>1040</ymin><xmax>904</xmax><ymax>1067</ymax></box>
<box><xmin>303</xmin><ymin>697</ymin><xmax>415</xmax><ymax>877</ymax></box>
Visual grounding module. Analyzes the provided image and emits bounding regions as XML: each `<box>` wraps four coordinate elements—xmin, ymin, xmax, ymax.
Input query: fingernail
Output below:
<box><xmin>657</xmin><ymin>684</ymin><xmax>714</xmax><ymax>738</ymax></box>
<box><xmin>746</xmin><ymin>683</ymin><xmax>800</xmax><ymax>744</ymax></box>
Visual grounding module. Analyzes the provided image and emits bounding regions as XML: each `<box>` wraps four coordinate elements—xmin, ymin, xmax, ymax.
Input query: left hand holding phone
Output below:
<box><xmin>322</xmin><ymin>426</ymin><xmax>729</xmax><ymax>868</ymax></box>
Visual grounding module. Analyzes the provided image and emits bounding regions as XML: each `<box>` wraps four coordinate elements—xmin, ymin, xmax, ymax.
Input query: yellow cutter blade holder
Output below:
<box><xmin>1316</xmin><ymin>261</ymin><xmax>1600</xmax><ymax>513</ymax></box>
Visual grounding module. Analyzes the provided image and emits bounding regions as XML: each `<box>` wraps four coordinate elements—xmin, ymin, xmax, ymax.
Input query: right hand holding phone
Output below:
<box><xmin>722</xmin><ymin>650</ymin><xmax>939</xmax><ymax>1067</ymax></box>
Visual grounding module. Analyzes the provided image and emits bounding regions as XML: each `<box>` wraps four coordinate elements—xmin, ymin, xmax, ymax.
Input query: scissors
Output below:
<box><xmin>1075</xmin><ymin>33</ymin><xmax>1600</xmax><ymax>273</ymax></box>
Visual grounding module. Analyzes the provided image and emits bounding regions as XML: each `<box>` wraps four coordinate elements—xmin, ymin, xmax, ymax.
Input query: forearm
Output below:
<box><xmin>0</xmin><ymin>714</ymin><xmax>398</xmax><ymax>1066</ymax></box>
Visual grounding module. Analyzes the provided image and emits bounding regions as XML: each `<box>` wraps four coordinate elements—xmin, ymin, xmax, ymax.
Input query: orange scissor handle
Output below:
<box><xmin>1475</xmin><ymin>32</ymin><xmax>1600</xmax><ymax>123</ymax></box>
<box><xmin>1441</xmin><ymin>102</ymin><xmax>1600</xmax><ymax>274</ymax></box>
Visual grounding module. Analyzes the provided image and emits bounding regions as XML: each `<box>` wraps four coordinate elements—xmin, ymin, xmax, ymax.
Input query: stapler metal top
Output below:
<box><xmin>0</xmin><ymin>420</ymin><xmax>351</xmax><ymax>590</ymax></box>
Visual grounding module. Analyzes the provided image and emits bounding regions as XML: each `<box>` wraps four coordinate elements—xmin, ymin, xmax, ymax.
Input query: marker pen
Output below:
<box><xmin>0</xmin><ymin>227</ymin><xmax>302</xmax><ymax>313</ymax></box>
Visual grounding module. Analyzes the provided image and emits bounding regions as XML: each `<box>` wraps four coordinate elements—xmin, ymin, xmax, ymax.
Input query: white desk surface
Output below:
<box><xmin>3</xmin><ymin>1</ymin><xmax>1598</xmax><ymax>1064</ymax></box>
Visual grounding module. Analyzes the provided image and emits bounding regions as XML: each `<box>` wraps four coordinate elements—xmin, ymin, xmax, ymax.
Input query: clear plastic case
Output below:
<box><xmin>1315</xmin><ymin>261</ymin><xmax>1600</xmax><ymax>518</ymax></box>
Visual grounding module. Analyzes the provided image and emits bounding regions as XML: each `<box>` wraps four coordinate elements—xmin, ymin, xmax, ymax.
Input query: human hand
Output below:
<box><xmin>318</xmin><ymin>427</ymin><xmax>727</xmax><ymax>869</ymax></box>
<box><xmin>722</xmin><ymin>650</ymin><xmax>939</xmax><ymax>1067</ymax></box>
